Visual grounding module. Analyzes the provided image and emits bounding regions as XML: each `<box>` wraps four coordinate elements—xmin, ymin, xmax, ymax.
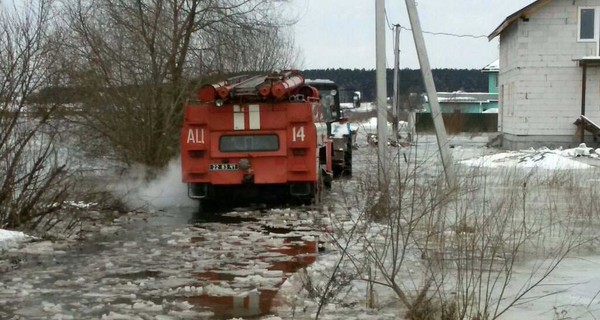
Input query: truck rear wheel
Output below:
<box><xmin>192</xmin><ymin>199</ymin><xmax>218</xmax><ymax>222</ymax></box>
<box><xmin>312</xmin><ymin>175</ymin><xmax>322</xmax><ymax>206</ymax></box>
<box><xmin>322</xmin><ymin>168</ymin><xmax>333</xmax><ymax>189</ymax></box>
<box><xmin>342</xmin><ymin>137</ymin><xmax>353</xmax><ymax>177</ymax></box>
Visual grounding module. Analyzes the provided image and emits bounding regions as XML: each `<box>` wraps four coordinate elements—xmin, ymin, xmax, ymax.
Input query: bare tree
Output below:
<box><xmin>59</xmin><ymin>0</ymin><xmax>298</xmax><ymax>169</ymax></box>
<box><xmin>0</xmin><ymin>0</ymin><xmax>71</xmax><ymax>230</ymax></box>
<box><xmin>287</xmin><ymin>144</ymin><xmax>600</xmax><ymax>320</ymax></box>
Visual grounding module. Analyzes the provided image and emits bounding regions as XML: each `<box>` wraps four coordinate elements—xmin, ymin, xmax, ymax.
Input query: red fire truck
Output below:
<box><xmin>181</xmin><ymin>70</ymin><xmax>333</xmax><ymax>212</ymax></box>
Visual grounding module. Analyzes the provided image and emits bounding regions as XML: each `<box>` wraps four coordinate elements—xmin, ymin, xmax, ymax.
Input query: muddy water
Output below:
<box><xmin>0</xmin><ymin>205</ymin><xmax>327</xmax><ymax>319</ymax></box>
<box><xmin>189</xmin><ymin>234</ymin><xmax>318</xmax><ymax>319</ymax></box>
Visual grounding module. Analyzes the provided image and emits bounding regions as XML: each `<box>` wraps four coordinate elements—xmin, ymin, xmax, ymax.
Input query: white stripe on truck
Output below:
<box><xmin>233</xmin><ymin>105</ymin><xmax>245</xmax><ymax>130</ymax></box>
<box><xmin>249</xmin><ymin>104</ymin><xmax>260</xmax><ymax>130</ymax></box>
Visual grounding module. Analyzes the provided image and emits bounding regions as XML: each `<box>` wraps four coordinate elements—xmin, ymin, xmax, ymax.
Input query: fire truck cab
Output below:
<box><xmin>305</xmin><ymin>79</ymin><xmax>361</xmax><ymax>177</ymax></box>
<box><xmin>181</xmin><ymin>70</ymin><xmax>333</xmax><ymax>211</ymax></box>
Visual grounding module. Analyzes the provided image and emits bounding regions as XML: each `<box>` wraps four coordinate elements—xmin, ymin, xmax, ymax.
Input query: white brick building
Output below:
<box><xmin>489</xmin><ymin>0</ymin><xmax>600</xmax><ymax>149</ymax></box>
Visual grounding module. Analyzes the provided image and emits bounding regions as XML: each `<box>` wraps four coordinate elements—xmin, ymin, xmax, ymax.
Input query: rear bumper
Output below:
<box><xmin>188</xmin><ymin>182</ymin><xmax>314</xmax><ymax>202</ymax></box>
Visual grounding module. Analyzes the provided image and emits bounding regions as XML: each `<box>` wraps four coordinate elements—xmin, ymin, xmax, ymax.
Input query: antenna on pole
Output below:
<box><xmin>404</xmin><ymin>0</ymin><xmax>456</xmax><ymax>187</ymax></box>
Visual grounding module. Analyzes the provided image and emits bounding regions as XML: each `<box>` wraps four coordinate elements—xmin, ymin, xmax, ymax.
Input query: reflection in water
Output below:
<box><xmin>189</xmin><ymin>213</ymin><xmax>259</xmax><ymax>224</ymax></box>
<box><xmin>188</xmin><ymin>235</ymin><xmax>318</xmax><ymax>319</ymax></box>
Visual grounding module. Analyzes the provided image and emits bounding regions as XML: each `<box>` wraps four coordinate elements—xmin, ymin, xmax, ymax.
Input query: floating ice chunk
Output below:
<box><xmin>132</xmin><ymin>300</ymin><xmax>163</xmax><ymax>312</ymax></box>
<box><xmin>262</xmin><ymin>270</ymin><xmax>284</xmax><ymax>278</ymax></box>
<box><xmin>203</xmin><ymin>283</ymin><xmax>238</xmax><ymax>296</ymax></box>
<box><xmin>171</xmin><ymin>300</ymin><xmax>194</xmax><ymax>310</ymax></box>
<box><xmin>101</xmin><ymin>312</ymin><xmax>141</xmax><ymax>320</ymax></box>
<box><xmin>42</xmin><ymin>301</ymin><xmax>62</xmax><ymax>312</ymax></box>
<box><xmin>123</xmin><ymin>241</ymin><xmax>137</xmax><ymax>247</ymax></box>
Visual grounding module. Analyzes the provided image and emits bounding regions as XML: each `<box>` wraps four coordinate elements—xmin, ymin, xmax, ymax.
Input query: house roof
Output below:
<box><xmin>482</xmin><ymin>59</ymin><xmax>499</xmax><ymax>72</ymax></box>
<box><xmin>488</xmin><ymin>0</ymin><xmax>551</xmax><ymax>40</ymax></box>
<box><xmin>425</xmin><ymin>92</ymin><xmax>498</xmax><ymax>104</ymax></box>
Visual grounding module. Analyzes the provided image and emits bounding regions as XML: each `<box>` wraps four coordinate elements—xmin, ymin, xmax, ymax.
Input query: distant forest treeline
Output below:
<box><xmin>30</xmin><ymin>68</ymin><xmax>488</xmax><ymax>105</ymax></box>
<box><xmin>301</xmin><ymin>69</ymin><xmax>488</xmax><ymax>102</ymax></box>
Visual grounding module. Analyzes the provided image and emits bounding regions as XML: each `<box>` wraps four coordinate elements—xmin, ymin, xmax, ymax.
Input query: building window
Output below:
<box><xmin>579</xmin><ymin>7</ymin><xmax>600</xmax><ymax>55</ymax></box>
<box><xmin>580</xmin><ymin>8</ymin><xmax>595</xmax><ymax>40</ymax></box>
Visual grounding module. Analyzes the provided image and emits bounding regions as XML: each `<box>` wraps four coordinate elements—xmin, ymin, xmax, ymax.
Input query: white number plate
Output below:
<box><xmin>209</xmin><ymin>163</ymin><xmax>239</xmax><ymax>171</ymax></box>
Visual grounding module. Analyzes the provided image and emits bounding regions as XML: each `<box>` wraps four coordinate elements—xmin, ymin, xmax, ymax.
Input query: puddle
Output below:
<box><xmin>190</xmin><ymin>236</ymin><xmax>205</xmax><ymax>243</ymax></box>
<box><xmin>261</xmin><ymin>225</ymin><xmax>295</xmax><ymax>234</ymax></box>
<box><xmin>187</xmin><ymin>233</ymin><xmax>319</xmax><ymax>319</ymax></box>
<box><xmin>188</xmin><ymin>289</ymin><xmax>279</xmax><ymax>319</ymax></box>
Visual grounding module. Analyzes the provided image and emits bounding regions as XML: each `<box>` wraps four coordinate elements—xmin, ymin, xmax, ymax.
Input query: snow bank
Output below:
<box><xmin>0</xmin><ymin>229</ymin><xmax>34</xmax><ymax>250</ymax></box>
<box><xmin>460</xmin><ymin>145</ymin><xmax>597</xmax><ymax>170</ymax></box>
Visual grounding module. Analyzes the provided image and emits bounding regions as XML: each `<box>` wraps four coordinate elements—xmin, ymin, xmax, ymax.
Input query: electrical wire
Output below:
<box><xmin>384</xmin><ymin>8</ymin><xmax>488</xmax><ymax>39</ymax></box>
<box><xmin>384</xmin><ymin>8</ymin><xmax>394</xmax><ymax>31</ymax></box>
<box><xmin>399</xmin><ymin>25</ymin><xmax>488</xmax><ymax>38</ymax></box>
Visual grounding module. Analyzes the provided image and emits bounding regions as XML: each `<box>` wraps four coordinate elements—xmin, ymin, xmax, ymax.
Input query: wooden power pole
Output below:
<box><xmin>376</xmin><ymin>0</ymin><xmax>388</xmax><ymax>188</ymax></box>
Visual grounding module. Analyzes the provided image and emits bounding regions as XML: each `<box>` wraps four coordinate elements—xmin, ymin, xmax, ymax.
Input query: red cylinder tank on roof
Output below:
<box><xmin>196</xmin><ymin>70</ymin><xmax>309</xmax><ymax>103</ymax></box>
<box><xmin>197</xmin><ymin>82</ymin><xmax>225</xmax><ymax>102</ymax></box>
<box><xmin>271</xmin><ymin>75</ymin><xmax>305</xmax><ymax>99</ymax></box>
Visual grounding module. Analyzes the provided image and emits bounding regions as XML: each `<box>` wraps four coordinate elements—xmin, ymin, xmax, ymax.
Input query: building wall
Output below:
<box><xmin>499</xmin><ymin>0</ymin><xmax>600</xmax><ymax>148</ymax></box>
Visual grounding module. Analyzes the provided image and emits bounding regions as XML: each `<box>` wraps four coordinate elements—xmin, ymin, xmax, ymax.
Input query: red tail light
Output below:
<box><xmin>292</xmin><ymin>149</ymin><xmax>306</xmax><ymax>156</ymax></box>
<box><xmin>189</xmin><ymin>150</ymin><xmax>205</xmax><ymax>158</ymax></box>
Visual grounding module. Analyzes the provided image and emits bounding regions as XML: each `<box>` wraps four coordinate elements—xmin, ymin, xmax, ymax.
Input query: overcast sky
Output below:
<box><xmin>288</xmin><ymin>0</ymin><xmax>535</xmax><ymax>70</ymax></box>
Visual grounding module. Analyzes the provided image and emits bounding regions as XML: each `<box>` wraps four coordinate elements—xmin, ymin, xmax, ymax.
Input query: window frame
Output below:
<box><xmin>578</xmin><ymin>7</ymin><xmax>597</xmax><ymax>42</ymax></box>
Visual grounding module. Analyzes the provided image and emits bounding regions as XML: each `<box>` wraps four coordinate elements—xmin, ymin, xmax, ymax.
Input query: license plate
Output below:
<box><xmin>209</xmin><ymin>163</ymin><xmax>239</xmax><ymax>171</ymax></box>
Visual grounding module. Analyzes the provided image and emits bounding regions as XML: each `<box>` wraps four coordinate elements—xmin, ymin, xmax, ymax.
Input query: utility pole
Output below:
<box><xmin>375</xmin><ymin>0</ymin><xmax>388</xmax><ymax>188</ymax></box>
<box><xmin>392</xmin><ymin>24</ymin><xmax>400</xmax><ymax>143</ymax></box>
<box><xmin>404</xmin><ymin>0</ymin><xmax>456</xmax><ymax>187</ymax></box>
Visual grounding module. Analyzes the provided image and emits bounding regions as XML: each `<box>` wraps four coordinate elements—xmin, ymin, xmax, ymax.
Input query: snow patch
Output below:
<box><xmin>460</xmin><ymin>145</ymin><xmax>595</xmax><ymax>170</ymax></box>
<box><xmin>0</xmin><ymin>229</ymin><xmax>34</xmax><ymax>250</ymax></box>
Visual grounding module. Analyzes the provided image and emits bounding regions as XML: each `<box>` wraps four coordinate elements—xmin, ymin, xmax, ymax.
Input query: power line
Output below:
<box><xmin>399</xmin><ymin>25</ymin><xmax>488</xmax><ymax>39</ymax></box>
<box><xmin>384</xmin><ymin>8</ymin><xmax>394</xmax><ymax>30</ymax></box>
<box><xmin>384</xmin><ymin>8</ymin><xmax>488</xmax><ymax>39</ymax></box>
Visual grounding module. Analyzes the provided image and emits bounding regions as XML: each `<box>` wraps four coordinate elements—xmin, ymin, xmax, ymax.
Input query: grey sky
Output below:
<box><xmin>289</xmin><ymin>0</ymin><xmax>535</xmax><ymax>70</ymax></box>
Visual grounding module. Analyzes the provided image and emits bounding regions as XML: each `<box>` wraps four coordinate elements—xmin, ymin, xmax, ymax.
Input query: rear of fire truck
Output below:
<box><xmin>180</xmin><ymin>70</ymin><xmax>332</xmax><ymax>212</ymax></box>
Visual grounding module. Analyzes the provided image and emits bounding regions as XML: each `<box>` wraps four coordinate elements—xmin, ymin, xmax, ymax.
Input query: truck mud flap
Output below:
<box><xmin>289</xmin><ymin>183</ymin><xmax>312</xmax><ymax>197</ymax></box>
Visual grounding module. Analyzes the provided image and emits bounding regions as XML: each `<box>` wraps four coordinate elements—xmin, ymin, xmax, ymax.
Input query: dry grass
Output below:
<box><xmin>313</xmin><ymin>141</ymin><xmax>600</xmax><ymax>319</ymax></box>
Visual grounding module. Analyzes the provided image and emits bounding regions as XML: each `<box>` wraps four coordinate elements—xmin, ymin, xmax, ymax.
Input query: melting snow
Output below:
<box><xmin>0</xmin><ymin>229</ymin><xmax>34</xmax><ymax>250</ymax></box>
<box><xmin>460</xmin><ymin>144</ymin><xmax>598</xmax><ymax>170</ymax></box>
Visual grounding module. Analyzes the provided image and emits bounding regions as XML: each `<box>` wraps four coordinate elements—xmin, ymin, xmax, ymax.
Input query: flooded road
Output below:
<box><xmin>0</xmin><ymin>134</ymin><xmax>504</xmax><ymax>320</ymax></box>
<box><xmin>0</xmin><ymin>205</ymin><xmax>328</xmax><ymax>319</ymax></box>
